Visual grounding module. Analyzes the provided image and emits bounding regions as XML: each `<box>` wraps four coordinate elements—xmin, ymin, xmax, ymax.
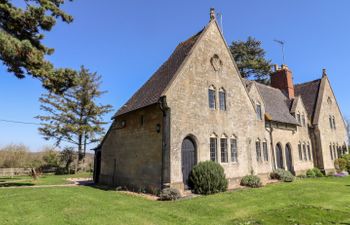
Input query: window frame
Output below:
<box><xmin>307</xmin><ymin>144</ymin><xmax>312</xmax><ymax>161</ymax></box>
<box><xmin>220</xmin><ymin>137</ymin><xmax>228</xmax><ymax>163</ymax></box>
<box><xmin>256</xmin><ymin>104</ymin><xmax>263</xmax><ymax>120</ymax></box>
<box><xmin>208</xmin><ymin>86</ymin><xmax>216</xmax><ymax>110</ymax></box>
<box><xmin>230</xmin><ymin>138</ymin><xmax>238</xmax><ymax>163</ymax></box>
<box><xmin>263</xmin><ymin>141</ymin><xmax>269</xmax><ymax>161</ymax></box>
<box><xmin>298</xmin><ymin>143</ymin><xmax>303</xmax><ymax>161</ymax></box>
<box><xmin>210</xmin><ymin>137</ymin><xmax>217</xmax><ymax>162</ymax></box>
<box><xmin>219</xmin><ymin>88</ymin><xmax>226</xmax><ymax>111</ymax></box>
<box><xmin>256</xmin><ymin>139</ymin><xmax>262</xmax><ymax>162</ymax></box>
<box><xmin>303</xmin><ymin>143</ymin><xmax>307</xmax><ymax>161</ymax></box>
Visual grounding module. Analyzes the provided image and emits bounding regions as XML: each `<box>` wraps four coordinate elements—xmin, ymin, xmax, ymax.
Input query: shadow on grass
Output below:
<box><xmin>0</xmin><ymin>182</ymin><xmax>34</xmax><ymax>187</ymax></box>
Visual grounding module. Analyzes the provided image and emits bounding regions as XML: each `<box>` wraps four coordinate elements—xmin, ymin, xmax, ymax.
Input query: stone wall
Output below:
<box><xmin>99</xmin><ymin>104</ymin><xmax>163</xmax><ymax>192</ymax></box>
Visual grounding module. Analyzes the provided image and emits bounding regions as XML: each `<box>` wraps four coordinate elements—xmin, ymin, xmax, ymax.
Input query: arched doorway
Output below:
<box><xmin>285</xmin><ymin>144</ymin><xmax>294</xmax><ymax>174</ymax></box>
<box><xmin>181</xmin><ymin>136</ymin><xmax>197</xmax><ymax>188</ymax></box>
<box><xmin>276</xmin><ymin>143</ymin><xmax>284</xmax><ymax>169</ymax></box>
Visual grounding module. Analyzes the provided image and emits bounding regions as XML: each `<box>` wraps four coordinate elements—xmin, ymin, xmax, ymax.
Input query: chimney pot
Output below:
<box><xmin>210</xmin><ymin>8</ymin><xmax>216</xmax><ymax>20</ymax></box>
<box><xmin>273</xmin><ymin>64</ymin><xmax>279</xmax><ymax>72</ymax></box>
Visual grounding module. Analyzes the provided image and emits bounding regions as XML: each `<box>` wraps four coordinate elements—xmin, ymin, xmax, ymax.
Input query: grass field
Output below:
<box><xmin>0</xmin><ymin>172</ymin><xmax>92</xmax><ymax>187</ymax></box>
<box><xmin>0</xmin><ymin>176</ymin><xmax>349</xmax><ymax>225</ymax></box>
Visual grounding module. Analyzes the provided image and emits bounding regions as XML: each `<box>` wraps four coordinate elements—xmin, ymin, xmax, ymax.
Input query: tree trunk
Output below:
<box><xmin>31</xmin><ymin>168</ymin><xmax>37</xmax><ymax>180</ymax></box>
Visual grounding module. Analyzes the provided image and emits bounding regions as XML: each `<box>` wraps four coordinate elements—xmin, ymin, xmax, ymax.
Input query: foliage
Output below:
<box><xmin>159</xmin><ymin>188</ymin><xmax>181</xmax><ymax>201</ymax></box>
<box><xmin>229</xmin><ymin>36</ymin><xmax>272</xmax><ymax>83</ymax></box>
<box><xmin>41</xmin><ymin>148</ymin><xmax>60</xmax><ymax>167</ymax></box>
<box><xmin>335</xmin><ymin>154</ymin><xmax>350</xmax><ymax>173</ymax></box>
<box><xmin>0</xmin><ymin>144</ymin><xmax>32</xmax><ymax>168</ymax></box>
<box><xmin>240</xmin><ymin>175</ymin><xmax>262</xmax><ymax>188</ymax></box>
<box><xmin>306</xmin><ymin>169</ymin><xmax>316</xmax><ymax>178</ymax></box>
<box><xmin>1</xmin><ymin>176</ymin><xmax>350</xmax><ymax>224</ymax></box>
<box><xmin>312</xmin><ymin>168</ymin><xmax>324</xmax><ymax>177</ymax></box>
<box><xmin>188</xmin><ymin>161</ymin><xmax>228</xmax><ymax>195</ymax></box>
<box><xmin>270</xmin><ymin>169</ymin><xmax>294</xmax><ymax>182</ymax></box>
<box><xmin>59</xmin><ymin>147</ymin><xmax>76</xmax><ymax>174</ymax></box>
<box><xmin>0</xmin><ymin>0</ymin><xmax>77</xmax><ymax>93</ymax></box>
<box><xmin>36</xmin><ymin>66</ymin><xmax>113</xmax><ymax>161</ymax></box>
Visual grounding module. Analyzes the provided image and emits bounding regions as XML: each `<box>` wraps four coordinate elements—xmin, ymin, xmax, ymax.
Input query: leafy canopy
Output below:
<box><xmin>230</xmin><ymin>36</ymin><xmax>272</xmax><ymax>83</ymax></box>
<box><xmin>0</xmin><ymin>0</ymin><xmax>76</xmax><ymax>93</ymax></box>
<box><xmin>36</xmin><ymin>66</ymin><xmax>113</xmax><ymax>161</ymax></box>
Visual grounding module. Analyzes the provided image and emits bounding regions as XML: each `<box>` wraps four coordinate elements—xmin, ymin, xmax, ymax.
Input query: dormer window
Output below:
<box><xmin>256</xmin><ymin>104</ymin><xmax>262</xmax><ymax>120</ymax></box>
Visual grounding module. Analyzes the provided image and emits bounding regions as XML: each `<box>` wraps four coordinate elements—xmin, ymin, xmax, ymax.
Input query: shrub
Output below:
<box><xmin>340</xmin><ymin>154</ymin><xmax>350</xmax><ymax>173</ymax></box>
<box><xmin>312</xmin><ymin>168</ymin><xmax>324</xmax><ymax>177</ymax></box>
<box><xmin>270</xmin><ymin>169</ymin><xmax>294</xmax><ymax>182</ymax></box>
<box><xmin>159</xmin><ymin>188</ymin><xmax>181</xmax><ymax>201</ymax></box>
<box><xmin>334</xmin><ymin>158</ymin><xmax>347</xmax><ymax>173</ymax></box>
<box><xmin>306</xmin><ymin>169</ymin><xmax>316</xmax><ymax>178</ymax></box>
<box><xmin>240</xmin><ymin>175</ymin><xmax>262</xmax><ymax>188</ymax></box>
<box><xmin>188</xmin><ymin>161</ymin><xmax>228</xmax><ymax>195</ymax></box>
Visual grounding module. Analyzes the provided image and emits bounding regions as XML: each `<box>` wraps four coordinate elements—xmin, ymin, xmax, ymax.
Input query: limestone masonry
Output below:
<box><xmin>93</xmin><ymin>9</ymin><xmax>348</xmax><ymax>193</ymax></box>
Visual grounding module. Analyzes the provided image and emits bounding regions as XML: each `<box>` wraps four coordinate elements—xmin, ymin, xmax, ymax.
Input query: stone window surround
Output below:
<box><xmin>219</xmin><ymin>87</ymin><xmax>227</xmax><ymax>111</ymax></box>
<box><xmin>209</xmin><ymin>133</ymin><xmax>240</xmax><ymax>165</ymax></box>
<box><xmin>256</xmin><ymin>139</ymin><xmax>262</xmax><ymax>162</ymax></box>
<box><xmin>263</xmin><ymin>140</ymin><xmax>269</xmax><ymax>161</ymax></box>
<box><xmin>220</xmin><ymin>135</ymin><xmax>229</xmax><ymax>163</ymax></box>
<box><xmin>208</xmin><ymin>85</ymin><xmax>216</xmax><ymax>110</ymax></box>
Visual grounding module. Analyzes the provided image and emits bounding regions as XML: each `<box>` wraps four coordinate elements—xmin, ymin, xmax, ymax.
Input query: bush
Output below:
<box><xmin>334</xmin><ymin>158</ymin><xmax>347</xmax><ymax>173</ymax></box>
<box><xmin>270</xmin><ymin>169</ymin><xmax>294</xmax><ymax>182</ymax></box>
<box><xmin>312</xmin><ymin>168</ymin><xmax>324</xmax><ymax>177</ymax></box>
<box><xmin>340</xmin><ymin>154</ymin><xmax>350</xmax><ymax>173</ymax></box>
<box><xmin>188</xmin><ymin>161</ymin><xmax>228</xmax><ymax>195</ymax></box>
<box><xmin>159</xmin><ymin>188</ymin><xmax>181</xmax><ymax>201</ymax></box>
<box><xmin>240</xmin><ymin>175</ymin><xmax>262</xmax><ymax>188</ymax></box>
<box><xmin>306</xmin><ymin>169</ymin><xmax>316</xmax><ymax>178</ymax></box>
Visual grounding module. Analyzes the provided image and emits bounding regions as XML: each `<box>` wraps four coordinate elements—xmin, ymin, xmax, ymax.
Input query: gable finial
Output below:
<box><xmin>210</xmin><ymin>8</ymin><xmax>216</xmax><ymax>20</ymax></box>
<box><xmin>322</xmin><ymin>68</ymin><xmax>327</xmax><ymax>77</ymax></box>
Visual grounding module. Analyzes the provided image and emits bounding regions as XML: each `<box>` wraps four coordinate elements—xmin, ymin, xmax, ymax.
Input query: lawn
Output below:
<box><xmin>0</xmin><ymin>176</ymin><xmax>350</xmax><ymax>225</ymax></box>
<box><xmin>0</xmin><ymin>172</ymin><xmax>92</xmax><ymax>187</ymax></box>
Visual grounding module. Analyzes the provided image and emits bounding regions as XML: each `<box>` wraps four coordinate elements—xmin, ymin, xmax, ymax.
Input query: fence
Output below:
<box><xmin>0</xmin><ymin>168</ymin><xmax>31</xmax><ymax>177</ymax></box>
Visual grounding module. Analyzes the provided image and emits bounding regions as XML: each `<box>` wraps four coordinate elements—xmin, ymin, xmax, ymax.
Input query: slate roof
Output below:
<box><xmin>114</xmin><ymin>29</ymin><xmax>204</xmax><ymax>117</ymax></box>
<box><xmin>254</xmin><ymin>82</ymin><xmax>299</xmax><ymax>125</ymax></box>
<box><xmin>295</xmin><ymin>79</ymin><xmax>321</xmax><ymax>121</ymax></box>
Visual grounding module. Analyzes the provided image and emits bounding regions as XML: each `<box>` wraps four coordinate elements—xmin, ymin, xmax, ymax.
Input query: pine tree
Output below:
<box><xmin>36</xmin><ymin>66</ymin><xmax>113</xmax><ymax>162</ymax></box>
<box><xmin>230</xmin><ymin>36</ymin><xmax>272</xmax><ymax>83</ymax></box>
<box><xmin>0</xmin><ymin>0</ymin><xmax>76</xmax><ymax>93</ymax></box>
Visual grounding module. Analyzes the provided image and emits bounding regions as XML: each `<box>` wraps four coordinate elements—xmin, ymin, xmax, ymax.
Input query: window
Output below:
<box><xmin>297</xmin><ymin>113</ymin><xmax>301</xmax><ymax>124</ymax></box>
<box><xmin>256</xmin><ymin>139</ymin><xmax>262</xmax><ymax>162</ymax></box>
<box><xmin>208</xmin><ymin>87</ymin><xmax>216</xmax><ymax>109</ymax></box>
<box><xmin>307</xmin><ymin>144</ymin><xmax>312</xmax><ymax>161</ymax></box>
<box><xmin>333</xmin><ymin>144</ymin><xmax>337</xmax><ymax>159</ymax></box>
<box><xmin>210</xmin><ymin>137</ymin><xmax>217</xmax><ymax>162</ymax></box>
<box><xmin>330</xmin><ymin>144</ymin><xmax>334</xmax><ymax>160</ymax></box>
<box><xmin>256</xmin><ymin>104</ymin><xmax>262</xmax><ymax>120</ymax></box>
<box><xmin>303</xmin><ymin>144</ymin><xmax>307</xmax><ymax>161</ymax></box>
<box><xmin>332</xmin><ymin>116</ymin><xmax>336</xmax><ymax>130</ymax></box>
<box><xmin>263</xmin><ymin>141</ymin><xmax>269</xmax><ymax>161</ymax></box>
<box><xmin>302</xmin><ymin>115</ymin><xmax>306</xmax><ymax>127</ymax></box>
<box><xmin>230</xmin><ymin>138</ymin><xmax>238</xmax><ymax>162</ymax></box>
<box><xmin>298</xmin><ymin>143</ymin><xmax>303</xmax><ymax>161</ymax></box>
<box><xmin>219</xmin><ymin>88</ymin><xmax>226</xmax><ymax>111</ymax></box>
<box><xmin>220</xmin><ymin>138</ymin><xmax>228</xmax><ymax>163</ymax></box>
<box><xmin>329</xmin><ymin>116</ymin><xmax>333</xmax><ymax>129</ymax></box>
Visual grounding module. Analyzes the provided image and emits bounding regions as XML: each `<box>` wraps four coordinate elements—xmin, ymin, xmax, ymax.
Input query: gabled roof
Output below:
<box><xmin>114</xmin><ymin>29</ymin><xmax>204</xmax><ymax>117</ymax></box>
<box><xmin>253</xmin><ymin>82</ymin><xmax>298</xmax><ymax>125</ymax></box>
<box><xmin>294</xmin><ymin>79</ymin><xmax>321</xmax><ymax>121</ymax></box>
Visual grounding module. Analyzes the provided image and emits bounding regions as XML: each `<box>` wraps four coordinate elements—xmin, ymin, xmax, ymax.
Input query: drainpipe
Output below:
<box><xmin>159</xmin><ymin>96</ymin><xmax>170</xmax><ymax>190</ymax></box>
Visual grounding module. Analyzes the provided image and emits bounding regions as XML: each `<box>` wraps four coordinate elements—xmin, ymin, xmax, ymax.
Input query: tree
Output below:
<box><xmin>36</xmin><ymin>66</ymin><xmax>113</xmax><ymax>163</ymax></box>
<box><xmin>0</xmin><ymin>0</ymin><xmax>77</xmax><ymax>93</ymax></box>
<box><xmin>59</xmin><ymin>147</ymin><xmax>76</xmax><ymax>173</ymax></box>
<box><xmin>229</xmin><ymin>36</ymin><xmax>272</xmax><ymax>83</ymax></box>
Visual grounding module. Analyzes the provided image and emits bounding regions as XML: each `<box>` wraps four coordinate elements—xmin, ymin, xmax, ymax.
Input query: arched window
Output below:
<box><xmin>307</xmin><ymin>143</ymin><xmax>312</xmax><ymax>161</ymax></box>
<box><xmin>298</xmin><ymin>142</ymin><xmax>303</xmax><ymax>161</ymax></box>
<box><xmin>330</xmin><ymin>144</ymin><xmax>334</xmax><ymax>160</ymax></box>
<box><xmin>256</xmin><ymin>103</ymin><xmax>262</xmax><ymax>120</ymax></box>
<box><xmin>219</xmin><ymin>88</ymin><xmax>226</xmax><ymax>111</ymax></box>
<box><xmin>297</xmin><ymin>112</ymin><xmax>301</xmax><ymax>124</ymax></box>
<box><xmin>263</xmin><ymin>140</ymin><xmax>269</xmax><ymax>161</ymax></box>
<box><xmin>209</xmin><ymin>134</ymin><xmax>217</xmax><ymax>162</ymax></box>
<box><xmin>329</xmin><ymin>115</ymin><xmax>333</xmax><ymax>129</ymax></box>
<box><xmin>332</xmin><ymin>116</ymin><xmax>336</xmax><ymax>130</ymax></box>
<box><xmin>303</xmin><ymin>143</ymin><xmax>307</xmax><ymax>161</ymax></box>
<box><xmin>230</xmin><ymin>135</ymin><xmax>238</xmax><ymax>162</ymax></box>
<box><xmin>208</xmin><ymin>86</ymin><xmax>216</xmax><ymax>110</ymax></box>
<box><xmin>220</xmin><ymin>134</ymin><xmax>228</xmax><ymax>163</ymax></box>
<box><xmin>333</xmin><ymin>143</ymin><xmax>337</xmax><ymax>159</ymax></box>
<box><xmin>302</xmin><ymin>114</ymin><xmax>306</xmax><ymax>127</ymax></box>
<box><xmin>256</xmin><ymin>139</ymin><xmax>262</xmax><ymax>162</ymax></box>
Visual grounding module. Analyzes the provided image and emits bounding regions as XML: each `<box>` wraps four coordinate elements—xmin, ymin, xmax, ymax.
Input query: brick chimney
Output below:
<box><xmin>271</xmin><ymin>64</ymin><xmax>295</xmax><ymax>99</ymax></box>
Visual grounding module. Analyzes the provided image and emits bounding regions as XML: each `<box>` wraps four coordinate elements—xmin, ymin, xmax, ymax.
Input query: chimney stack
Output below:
<box><xmin>210</xmin><ymin>8</ymin><xmax>216</xmax><ymax>20</ymax></box>
<box><xmin>270</xmin><ymin>64</ymin><xmax>295</xmax><ymax>99</ymax></box>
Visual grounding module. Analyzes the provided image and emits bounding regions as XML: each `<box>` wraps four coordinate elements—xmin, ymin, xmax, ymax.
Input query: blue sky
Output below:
<box><xmin>0</xmin><ymin>0</ymin><xmax>349</xmax><ymax>151</ymax></box>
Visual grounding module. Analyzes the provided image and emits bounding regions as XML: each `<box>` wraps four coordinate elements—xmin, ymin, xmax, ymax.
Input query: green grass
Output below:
<box><xmin>0</xmin><ymin>176</ymin><xmax>350</xmax><ymax>225</ymax></box>
<box><xmin>0</xmin><ymin>172</ymin><xmax>92</xmax><ymax>187</ymax></box>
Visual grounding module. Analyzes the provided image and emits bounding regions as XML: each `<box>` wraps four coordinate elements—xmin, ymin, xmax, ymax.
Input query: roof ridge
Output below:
<box><xmin>295</xmin><ymin>78</ymin><xmax>322</xmax><ymax>87</ymax></box>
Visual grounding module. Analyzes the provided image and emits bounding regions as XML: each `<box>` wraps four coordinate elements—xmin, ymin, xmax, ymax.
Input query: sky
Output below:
<box><xmin>0</xmin><ymin>0</ymin><xmax>350</xmax><ymax>151</ymax></box>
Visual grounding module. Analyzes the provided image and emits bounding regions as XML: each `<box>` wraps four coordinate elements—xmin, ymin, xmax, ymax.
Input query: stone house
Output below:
<box><xmin>93</xmin><ymin>9</ymin><xmax>348</xmax><ymax>192</ymax></box>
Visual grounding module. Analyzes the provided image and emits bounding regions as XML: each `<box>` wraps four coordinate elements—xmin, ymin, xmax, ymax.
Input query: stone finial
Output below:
<box><xmin>273</xmin><ymin>64</ymin><xmax>279</xmax><ymax>72</ymax></box>
<box><xmin>210</xmin><ymin>8</ymin><xmax>216</xmax><ymax>20</ymax></box>
<box><xmin>322</xmin><ymin>68</ymin><xmax>327</xmax><ymax>77</ymax></box>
